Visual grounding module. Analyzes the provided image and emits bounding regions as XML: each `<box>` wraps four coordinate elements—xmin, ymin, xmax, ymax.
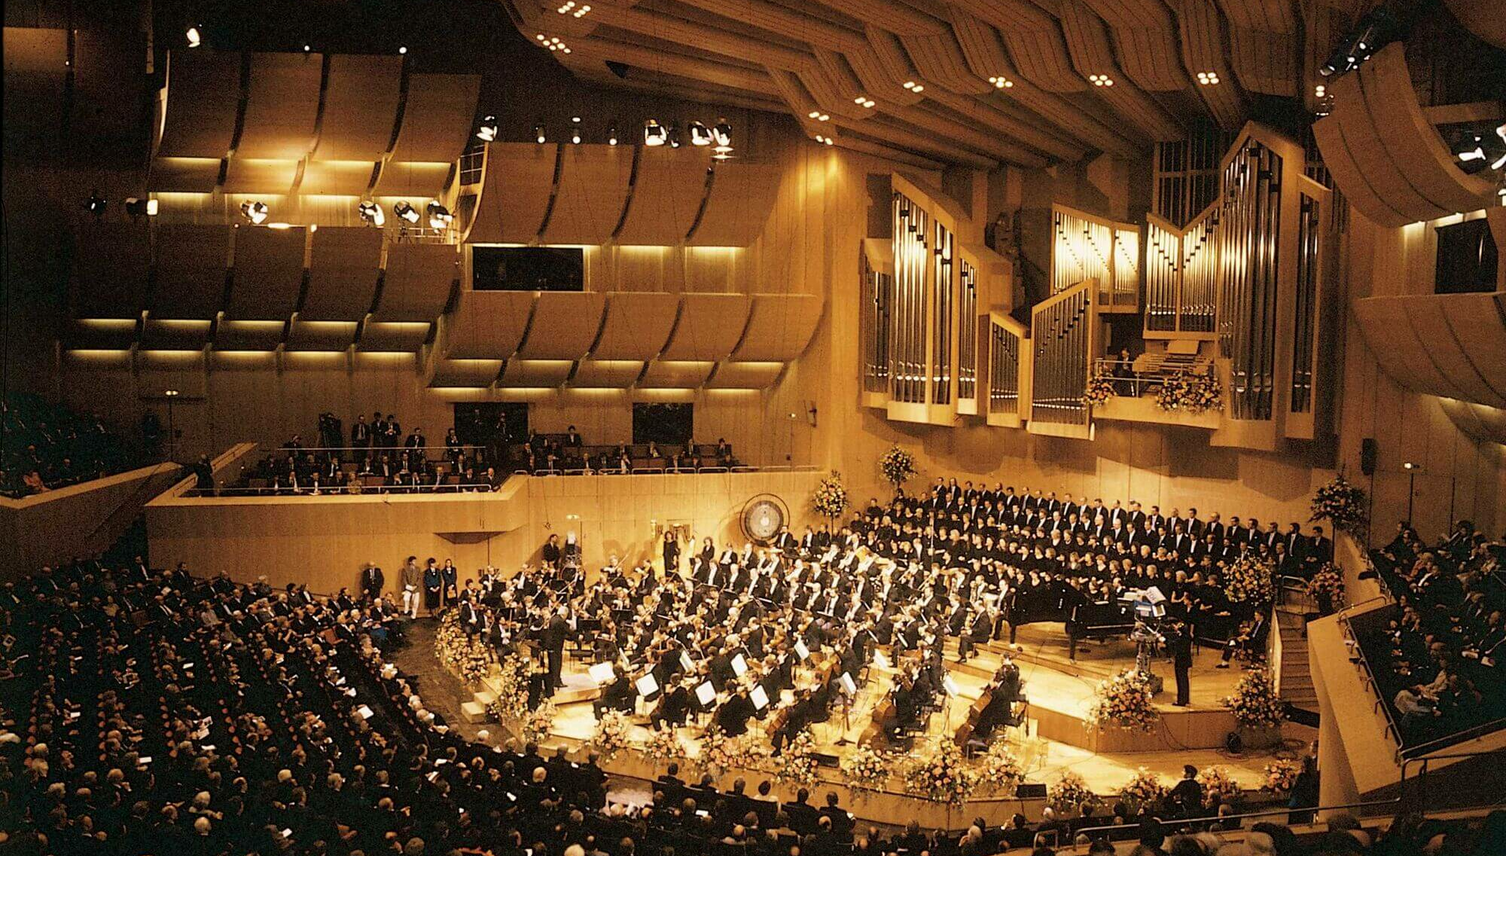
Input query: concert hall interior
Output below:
<box><xmin>2</xmin><ymin>0</ymin><xmax>1505</xmax><ymax>862</ymax></box>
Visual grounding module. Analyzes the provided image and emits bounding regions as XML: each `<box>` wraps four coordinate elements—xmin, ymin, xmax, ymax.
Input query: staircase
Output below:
<box><xmin>1275</xmin><ymin>609</ymin><xmax>1319</xmax><ymax>719</ymax></box>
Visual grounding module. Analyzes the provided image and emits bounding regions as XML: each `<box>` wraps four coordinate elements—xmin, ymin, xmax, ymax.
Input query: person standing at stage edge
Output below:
<box><xmin>543</xmin><ymin>606</ymin><xmax>569</xmax><ymax>693</ymax></box>
<box><xmin>1169</xmin><ymin>620</ymin><xmax>1194</xmax><ymax>707</ymax></box>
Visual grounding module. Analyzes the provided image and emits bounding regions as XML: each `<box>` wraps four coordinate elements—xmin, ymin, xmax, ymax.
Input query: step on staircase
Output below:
<box><xmin>1276</xmin><ymin>610</ymin><xmax>1319</xmax><ymax>719</ymax></box>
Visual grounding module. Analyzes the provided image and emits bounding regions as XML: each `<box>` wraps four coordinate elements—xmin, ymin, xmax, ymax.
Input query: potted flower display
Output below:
<box><xmin>1085</xmin><ymin>669</ymin><xmax>1162</xmax><ymax>732</ymax></box>
<box><xmin>1310</xmin><ymin>473</ymin><xmax>1368</xmax><ymax>537</ymax></box>
<box><xmin>879</xmin><ymin>445</ymin><xmax>917</xmax><ymax>497</ymax></box>
<box><xmin>642</xmin><ymin>727</ymin><xmax>685</xmax><ymax>767</ymax></box>
<box><xmin>1084</xmin><ymin>374</ymin><xmax>1118</xmax><ymax>408</ymax></box>
<box><xmin>1307</xmin><ymin>562</ymin><xmax>1345</xmax><ymax>613</ymax></box>
<box><xmin>1263</xmin><ymin>759</ymin><xmax>1301</xmax><ymax>796</ymax></box>
<box><xmin>840</xmin><ymin>745</ymin><xmax>895</xmax><ymax>797</ymax></box>
<box><xmin>1221</xmin><ymin>667</ymin><xmax>1285</xmax><ymax>748</ymax></box>
<box><xmin>973</xmin><ymin>742</ymin><xmax>1025</xmax><ymax>797</ymax></box>
<box><xmin>1155</xmin><ymin>367</ymin><xmax>1224</xmax><ymax>414</ymax></box>
<box><xmin>1198</xmin><ymin>766</ymin><xmax>1245</xmax><ymax>807</ymax></box>
<box><xmin>812</xmin><ymin>470</ymin><xmax>849</xmax><ymax>525</ymax></box>
<box><xmin>588</xmin><ymin>710</ymin><xmax>632</xmax><ymax>761</ymax></box>
<box><xmin>1116</xmin><ymin>767</ymin><xmax>1169</xmax><ymax>814</ymax></box>
<box><xmin>777</xmin><ymin>728</ymin><xmax>822</xmax><ymax>790</ymax></box>
<box><xmin>902</xmin><ymin>739</ymin><xmax>975</xmax><ymax>807</ymax></box>
<box><xmin>1048</xmin><ymin>770</ymin><xmax>1100</xmax><ymax>813</ymax></box>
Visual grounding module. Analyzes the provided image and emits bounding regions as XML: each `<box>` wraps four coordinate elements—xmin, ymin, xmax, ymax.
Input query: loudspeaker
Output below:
<box><xmin>1017</xmin><ymin>782</ymin><xmax>1047</xmax><ymax>799</ymax></box>
<box><xmin>1361</xmin><ymin>438</ymin><xmax>1378</xmax><ymax>475</ymax></box>
<box><xmin>1224</xmin><ymin>732</ymin><xmax>1244</xmax><ymax>753</ymax></box>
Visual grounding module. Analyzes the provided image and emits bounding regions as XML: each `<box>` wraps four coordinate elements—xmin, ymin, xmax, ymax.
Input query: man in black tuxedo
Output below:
<box><xmin>360</xmin><ymin>561</ymin><xmax>384</xmax><ymax>599</ymax></box>
<box><xmin>1168</xmin><ymin>620</ymin><xmax>1194</xmax><ymax>707</ymax></box>
<box><xmin>543</xmin><ymin>607</ymin><xmax>569</xmax><ymax>689</ymax></box>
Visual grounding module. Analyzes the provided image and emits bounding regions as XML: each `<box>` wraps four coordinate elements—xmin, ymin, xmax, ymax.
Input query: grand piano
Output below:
<box><xmin>1004</xmin><ymin>578</ymin><xmax>1135</xmax><ymax>658</ymax></box>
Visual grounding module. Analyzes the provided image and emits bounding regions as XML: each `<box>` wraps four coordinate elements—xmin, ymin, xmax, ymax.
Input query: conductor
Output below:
<box><xmin>1168</xmin><ymin>620</ymin><xmax>1194</xmax><ymax>707</ymax></box>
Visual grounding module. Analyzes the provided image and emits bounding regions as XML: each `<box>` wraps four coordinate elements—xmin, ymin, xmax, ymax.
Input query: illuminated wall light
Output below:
<box><xmin>570</xmin><ymin>117</ymin><xmax>582</xmax><ymax>144</ymax></box>
<box><xmin>988</xmin><ymin>76</ymin><xmax>1014</xmax><ymax>89</ymax></box>
<box><xmin>398</xmin><ymin>46</ymin><xmax>407</xmax><ymax>55</ymax></box>
<box><xmin>535</xmin><ymin>123</ymin><xmax>547</xmax><ymax>144</ymax></box>
<box><xmin>303</xmin><ymin>44</ymin><xmax>312</xmax><ymax>53</ymax></box>
<box><xmin>607</xmin><ymin>124</ymin><xmax>618</xmax><ymax>146</ymax></box>
<box><xmin>1195</xmin><ymin>71</ymin><xmax>1220</xmax><ymax>85</ymax></box>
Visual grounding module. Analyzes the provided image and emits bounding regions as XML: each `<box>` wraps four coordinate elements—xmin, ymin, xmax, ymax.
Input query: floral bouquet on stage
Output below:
<box><xmin>812</xmin><ymin>471</ymin><xmax>849</xmax><ymax>522</ymax></box>
<box><xmin>434</xmin><ymin>610</ymin><xmax>492</xmax><ymax>684</ymax></box>
<box><xmin>1225</xmin><ymin>554</ymin><xmax>1277</xmax><ymax>608</ymax></box>
<box><xmin>973</xmin><ymin>742</ymin><xmax>1025</xmax><ymax>797</ymax></box>
<box><xmin>1155</xmin><ymin>367</ymin><xmax>1224</xmax><ymax>414</ymax></box>
<box><xmin>1199</xmin><ymin>766</ymin><xmax>1245</xmax><ymax>806</ymax></box>
<box><xmin>1116</xmin><ymin>767</ymin><xmax>1169</xmax><ymax>814</ymax></box>
<box><xmin>642</xmin><ymin>726</ymin><xmax>685</xmax><ymax>766</ymax></box>
<box><xmin>1048</xmin><ymin>770</ymin><xmax>1099</xmax><ymax>812</ymax></box>
<box><xmin>879</xmin><ymin>445</ymin><xmax>917</xmax><ymax>495</ymax></box>
<box><xmin>519</xmin><ymin>700</ymin><xmax>556</xmax><ymax>745</ymax></box>
<box><xmin>488</xmin><ymin>654</ymin><xmax>531</xmax><ymax>722</ymax></box>
<box><xmin>777</xmin><ymin>727</ymin><xmax>822</xmax><ymax>790</ymax></box>
<box><xmin>1310</xmin><ymin>474</ymin><xmax>1367</xmax><ymax>537</ymax></box>
<box><xmin>1084</xmin><ymin>374</ymin><xmax>1118</xmax><ymax>408</ymax></box>
<box><xmin>696</xmin><ymin>726</ymin><xmax>760</xmax><ymax>778</ymax></box>
<box><xmin>1085</xmin><ymin>669</ymin><xmax>1161</xmax><ymax>732</ymax></box>
<box><xmin>1221</xmin><ymin>667</ymin><xmax>1285</xmax><ymax>729</ymax></box>
<box><xmin>1263</xmin><ymin>758</ymin><xmax>1301</xmax><ymax>794</ymax></box>
<box><xmin>1307</xmin><ymin>562</ymin><xmax>1345</xmax><ymax>609</ymax></box>
<box><xmin>839</xmin><ymin>745</ymin><xmax>895</xmax><ymax>797</ymax></box>
<box><xmin>902</xmin><ymin>738</ymin><xmax>975</xmax><ymax>807</ymax></box>
<box><xmin>588</xmin><ymin>710</ymin><xmax>632</xmax><ymax>761</ymax></box>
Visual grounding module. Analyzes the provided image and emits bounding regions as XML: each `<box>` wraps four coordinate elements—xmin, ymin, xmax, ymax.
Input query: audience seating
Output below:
<box><xmin>1</xmin><ymin>394</ymin><xmax>145</xmax><ymax>498</ymax></box>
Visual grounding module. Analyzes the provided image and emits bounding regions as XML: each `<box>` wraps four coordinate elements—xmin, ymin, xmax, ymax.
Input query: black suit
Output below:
<box><xmin>360</xmin><ymin>566</ymin><xmax>384</xmax><ymax>598</ymax></box>
<box><xmin>1169</xmin><ymin>627</ymin><xmax>1194</xmax><ymax>706</ymax></box>
<box><xmin>543</xmin><ymin>614</ymin><xmax>568</xmax><ymax>688</ymax></box>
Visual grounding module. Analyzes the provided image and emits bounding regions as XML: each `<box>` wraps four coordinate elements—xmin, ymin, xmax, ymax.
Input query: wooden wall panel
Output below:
<box><xmin>661</xmin><ymin>293</ymin><xmax>751</xmax><ymax>360</ymax></box>
<box><xmin>443</xmin><ymin>291</ymin><xmax>533</xmax><ymax>359</ymax></box>
<box><xmin>388</xmin><ymin>73</ymin><xmax>481</xmax><ymax>164</ymax></box>
<box><xmin>515</xmin><ymin>292</ymin><xmax>606</xmax><ymax>359</ymax></box>
<box><xmin>151</xmin><ymin>225</ymin><xmax>231</xmax><ymax>319</ymax></box>
<box><xmin>541</xmin><ymin>146</ymin><xmax>633</xmax><ymax>246</ymax></box>
<box><xmin>639</xmin><ymin>360</ymin><xmax>713</xmax><ymax>388</ymax></box>
<box><xmin>593</xmin><ymin>293</ymin><xmax>679</xmax><ymax>360</ymax></box>
<box><xmin>731</xmin><ymin>293</ymin><xmax>822</xmax><ymax>361</ymax></box>
<box><xmin>236</xmin><ymin>52</ymin><xmax>322</xmax><ymax>159</ymax></box>
<box><xmin>227</xmin><ymin>225</ymin><xmax>306</xmax><ymax>320</ymax></box>
<box><xmin>615</xmin><ymin>146</ymin><xmax>712</xmax><ymax>245</ymax></box>
<box><xmin>215</xmin><ymin>320</ymin><xmax>284</xmax><ymax>350</ymax></box>
<box><xmin>286</xmin><ymin>320</ymin><xmax>356</xmax><ymax>350</ymax></box>
<box><xmin>300</xmin><ymin>160</ymin><xmax>378</xmax><ymax>196</ymax></box>
<box><xmin>157</xmin><ymin>51</ymin><xmax>240</xmax><ymax>158</ymax></box>
<box><xmin>222</xmin><ymin>158</ymin><xmax>299</xmax><ymax>194</ymax></box>
<box><xmin>313</xmin><ymin>55</ymin><xmax>403</xmax><ymax>161</ymax></box>
<box><xmin>465</xmin><ymin>143</ymin><xmax>557</xmax><ymax>244</ymax></box>
<box><xmin>499</xmin><ymin>359</ymin><xmax>572</xmax><ymax>387</ymax></box>
<box><xmin>572</xmin><ymin>360</ymin><xmax>643</xmax><ymax>387</ymax></box>
<box><xmin>149</xmin><ymin>157</ymin><xmax>222</xmax><ymax>193</ymax></box>
<box><xmin>689</xmin><ymin>161</ymin><xmax>785</xmax><ymax>247</ymax></box>
<box><xmin>360</xmin><ymin>321</ymin><xmax>430</xmax><ymax>351</ymax></box>
<box><xmin>707</xmin><ymin>361</ymin><xmax>784</xmax><ymax>389</ymax></box>
<box><xmin>429</xmin><ymin>358</ymin><xmax>502</xmax><ymax>388</ymax></box>
<box><xmin>74</xmin><ymin>224</ymin><xmax>151</xmax><ymax>318</ymax></box>
<box><xmin>373</xmin><ymin>243</ymin><xmax>456</xmax><ymax>322</ymax></box>
<box><xmin>303</xmin><ymin>227</ymin><xmax>381</xmax><ymax>321</ymax></box>
<box><xmin>139</xmin><ymin>318</ymin><xmax>211</xmax><ymax>350</ymax></box>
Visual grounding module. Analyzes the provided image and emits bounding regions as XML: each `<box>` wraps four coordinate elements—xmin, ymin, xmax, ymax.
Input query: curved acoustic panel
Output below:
<box><xmin>74</xmin><ymin>224</ymin><xmax>150</xmax><ymax>318</ymax></box>
<box><xmin>688</xmin><ymin>161</ymin><xmax>784</xmax><ymax>247</ymax></box>
<box><xmin>360</xmin><ymin>321</ymin><xmax>431</xmax><ymax>351</ymax></box>
<box><xmin>1444</xmin><ymin>0</ymin><xmax>1506</xmax><ymax>50</ymax></box>
<box><xmin>639</xmin><ymin>360</ymin><xmax>714</xmax><ymax>388</ymax></box>
<box><xmin>374</xmin><ymin>161</ymin><xmax>454</xmax><ymax>197</ymax></box>
<box><xmin>499</xmin><ymin>359</ymin><xmax>571</xmax><ymax>387</ymax></box>
<box><xmin>303</xmin><ymin>227</ymin><xmax>381</xmax><ymax>321</ymax></box>
<box><xmin>157</xmin><ymin>51</ymin><xmax>240</xmax><ymax>158</ymax></box>
<box><xmin>215</xmin><ymin>320</ymin><xmax>284</xmax><ymax>350</ymax></box>
<box><xmin>1215</xmin><ymin>0</ymin><xmax>1296</xmax><ymax>96</ymax></box>
<box><xmin>615</xmin><ymin>146</ymin><xmax>712</xmax><ymax>245</ymax></box>
<box><xmin>1439</xmin><ymin>398</ymin><xmax>1506</xmax><ymax>446</ymax></box>
<box><xmin>286</xmin><ymin>320</ymin><xmax>357</xmax><ymax>351</ymax></box>
<box><xmin>1328</xmin><ymin>57</ymin><xmax>1445</xmax><ymax>222</ymax></box>
<box><xmin>1311</xmin><ymin>115</ymin><xmax>1409</xmax><ymax>227</ymax></box>
<box><xmin>706</xmin><ymin>361</ymin><xmax>784</xmax><ymax>389</ymax></box>
<box><xmin>661</xmin><ymin>293</ymin><xmax>750</xmax><ymax>361</ymax></box>
<box><xmin>466</xmin><ymin>143</ymin><xmax>557</xmax><ymax>244</ymax></box>
<box><xmin>140</xmin><ymin>318</ymin><xmax>211</xmax><ymax>350</ymax></box>
<box><xmin>236</xmin><ymin>52</ymin><xmax>321</xmax><ymax>159</ymax></box>
<box><xmin>67</xmin><ymin>319</ymin><xmax>137</xmax><ymax>351</ymax></box>
<box><xmin>301</xmin><ymin>160</ymin><xmax>377</xmax><ymax>196</ymax></box>
<box><xmin>227</xmin><ymin>225</ymin><xmax>305</xmax><ymax>320</ymax></box>
<box><xmin>516</xmin><ymin>292</ymin><xmax>605</xmax><ymax>359</ymax></box>
<box><xmin>389</xmin><ymin>73</ymin><xmax>481</xmax><ymax>164</ymax></box>
<box><xmin>430</xmin><ymin>358</ymin><xmax>502</xmax><ymax>388</ymax></box>
<box><xmin>540</xmin><ymin>145</ymin><xmax>633</xmax><ymax>245</ymax></box>
<box><xmin>151</xmin><ymin>225</ymin><xmax>231</xmax><ymax>319</ymax></box>
<box><xmin>313</xmin><ymin>55</ymin><xmax>403</xmax><ymax>161</ymax></box>
<box><xmin>593</xmin><ymin>293</ymin><xmax>679</xmax><ymax>360</ymax></box>
<box><xmin>572</xmin><ymin>360</ymin><xmax>643</xmax><ymax>388</ymax></box>
<box><xmin>1354</xmin><ymin>292</ymin><xmax>1506</xmax><ymax>407</ymax></box>
<box><xmin>731</xmin><ymin>293</ymin><xmax>822</xmax><ymax>361</ymax></box>
<box><xmin>223</xmin><ymin>157</ymin><xmax>299</xmax><ymax>194</ymax></box>
<box><xmin>443</xmin><ymin>291</ymin><xmax>533</xmax><ymax>359</ymax></box>
<box><xmin>374</xmin><ymin>242</ymin><xmax>456</xmax><ymax>322</ymax></box>
<box><xmin>150</xmin><ymin>157</ymin><xmax>221</xmax><ymax>193</ymax></box>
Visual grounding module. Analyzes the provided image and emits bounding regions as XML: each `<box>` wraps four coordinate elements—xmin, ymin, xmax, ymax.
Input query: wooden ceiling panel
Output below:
<box><xmin>615</xmin><ymin>147</ymin><xmax>713</xmax><ymax>245</ymax></box>
<box><xmin>314</xmin><ymin>55</ymin><xmax>403</xmax><ymax>161</ymax></box>
<box><xmin>157</xmin><ymin>51</ymin><xmax>240</xmax><ymax>159</ymax></box>
<box><xmin>466</xmin><ymin>143</ymin><xmax>557</xmax><ymax>244</ymax></box>
<box><xmin>236</xmin><ymin>52</ymin><xmax>322</xmax><ymax>159</ymax></box>
<box><xmin>388</xmin><ymin>73</ymin><xmax>482</xmax><ymax>164</ymax></box>
<box><xmin>542</xmin><ymin>145</ymin><xmax>634</xmax><ymax>246</ymax></box>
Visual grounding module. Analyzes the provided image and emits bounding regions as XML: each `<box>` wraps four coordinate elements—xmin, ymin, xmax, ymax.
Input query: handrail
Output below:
<box><xmin>1336</xmin><ymin>607</ymin><xmax>1407</xmax><ymax>761</ymax></box>
<box><xmin>1071</xmin><ymin>798</ymin><xmax>1403</xmax><ymax>843</ymax></box>
<box><xmin>1399</xmin><ymin>747</ymin><xmax>1506</xmax><ymax>811</ymax></box>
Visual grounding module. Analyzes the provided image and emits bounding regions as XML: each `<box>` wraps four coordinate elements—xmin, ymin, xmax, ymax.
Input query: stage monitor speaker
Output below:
<box><xmin>1017</xmin><ymin>783</ymin><xmax>1047</xmax><ymax>799</ymax></box>
<box><xmin>1361</xmin><ymin>438</ymin><xmax>1377</xmax><ymax>475</ymax></box>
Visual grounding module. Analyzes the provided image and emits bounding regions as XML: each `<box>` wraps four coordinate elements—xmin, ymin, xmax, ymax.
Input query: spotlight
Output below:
<box><xmin>608</xmin><ymin>124</ymin><xmax>618</xmax><ymax>146</ymax></box>
<box><xmin>476</xmin><ymin>115</ymin><xmax>498</xmax><ymax>142</ymax></box>
<box><xmin>534</xmin><ymin>123</ymin><xmax>547</xmax><ymax>144</ymax></box>
<box><xmin>303</xmin><ymin>44</ymin><xmax>312</xmax><ymax>53</ymax></box>
<box><xmin>643</xmin><ymin>118</ymin><xmax>667</xmax><ymax>147</ymax></box>
<box><xmin>426</xmin><ymin>201</ymin><xmax>453</xmax><ymax>230</ymax></box>
<box><xmin>712</xmin><ymin>118</ymin><xmax>732</xmax><ymax>148</ymax></box>
<box><xmin>83</xmin><ymin>192</ymin><xmax>108</xmax><ymax>219</ymax></box>
<box><xmin>239</xmin><ymin>200</ymin><xmax>269</xmax><ymax>225</ymax></box>
<box><xmin>1319</xmin><ymin>6</ymin><xmax>1397</xmax><ymax>78</ymax></box>
<box><xmin>570</xmin><ymin>117</ymin><xmax>582</xmax><ymax>144</ymax></box>
<box><xmin>124</xmin><ymin>197</ymin><xmax>158</xmax><ymax>219</ymax></box>
<box><xmin>393</xmin><ymin>201</ymin><xmax>420</xmax><ymax>225</ymax></box>
<box><xmin>398</xmin><ymin>46</ymin><xmax>408</xmax><ymax>55</ymax></box>
<box><xmin>186</xmin><ymin>26</ymin><xmax>202</xmax><ymax>48</ymax></box>
<box><xmin>358</xmin><ymin>200</ymin><xmax>385</xmax><ymax>227</ymax></box>
<box><xmin>1451</xmin><ymin>124</ymin><xmax>1506</xmax><ymax>175</ymax></box>
<box><xmin>689</xmin><ymin>120</ymin><xmax>713</xmax><ymax>146</ymax></box>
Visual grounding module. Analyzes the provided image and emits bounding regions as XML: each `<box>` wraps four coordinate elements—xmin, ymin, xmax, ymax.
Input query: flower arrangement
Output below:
<box><xmin>642</xmin><ymin>727</ymin><xmax>685</xmax><ymax>766</ymax></box>
<box><xmin>1085</xmin><ymin>669</ymin><xmax>1161</xmax><ymax>732</ymax></box>
<box><xmin>1307</xmin><ymin>562</ymin><xmax>1345</xmax><ymax>609</ymax></box>
<box><xmin>696</xmin><ymin>726</ymin><xmax>760</xmax><ymax>777</ymax></box>
<box><xmin>902</xmin><ymin>738</ymin><xmax>975</xmax><ymax>807</ymax></box>
<box><xmin>1048</xmin><ymin>770</ymin><xmax>1099</xmax><ymax>812</ymax></box>
<box><xmin>487</xmin><ymin>654</ymin><xmax>532</xmax><ymax>721</ymax></box>
<box><xmin>588</xmin><ymin>710</ymin><xmax>632</xmax><ymax>761</ymax></box>
<box><xmin>1225</xmin><ymin>554</ymin><xmax>1277</xmax><ymax>608</ymax></box>
<box><xmin>1155</xmin><ymin>367</ymin><xmax>1223</xmax><ymax>414</ymax></box>
<box><xmin>1263</xmin><ymin>759</ymin><xmax>1301</xmax><ymax>794</ymax></box>
<box><xmin>973</xmin><ymin>742</ymin><xmax>1024</xmax><ymax>797</ymax></box>
<box><xmin>1310</xmin><ymin>474</ymin><xmax>1367</xmax><ymax>536</ymax></box>
<box><xmin>1084</xmin><ymin>375</ymin><xmax>1118</xmax><ymax>408</ymax></box>
<box><xmin>839</xmin><ymin>745</ymin><xmax>895</xmax><ymax>797</ymax></box>
<box><xmin>518</xmin><ymin>700</ymin><xmax>556</xmax><ymax>745</ymax></box>
<box><xmin>1198</xmin><ymin>766</ymin><xmax>1245</xmax><ymax>806</ymax></box>
<box><xmin>811</xmin><ymin>471</ymin><xmax>849</xmax><ymax>521</ymax></box>
<box><xmin>433</xmin><ymin>610</ymin><xmax>492</xmax><ymax>684</ymax></box>
<box><xmin>777</xmin><ymin>728</ymin><xmax>822</xmax><ymax>790</ymax></box>
<box><xmin>1116</xmin><ymin>767</ymin><xmax>1169</xmax><ymax>814</ymax></box>
<box><xmin>1221</xmin><ymin>667</ymin><xmax>1285</xmax><ymax>729</ymax></box>
<box><xmin>879</xmin><ymin>445</ymin><xmax>917</xmax><ymax>494</ymax></box>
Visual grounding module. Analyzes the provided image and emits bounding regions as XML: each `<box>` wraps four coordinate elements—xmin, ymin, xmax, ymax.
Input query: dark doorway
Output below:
<box><xmin>632</xmin><ymin>403</ymin><xmax>693</xmax><ymax>446</ymax></box>
<box><xmin>1434</xmin><ymin>217</ymin><xmax>1498</xmax><ymax>294</ymax></box>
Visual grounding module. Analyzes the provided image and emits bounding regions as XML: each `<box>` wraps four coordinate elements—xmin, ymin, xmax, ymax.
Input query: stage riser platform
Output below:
<box><xmin>1032</xmin><ymin>704</ymin><xmax>1239</xmax><ymax>752</ymax></box>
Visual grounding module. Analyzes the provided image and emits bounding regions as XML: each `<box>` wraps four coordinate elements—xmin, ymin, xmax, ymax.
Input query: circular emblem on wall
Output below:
<box><xmin>740</xmin><ymin>495</ymin><xmax>786</xmax><ymax>543</ymax></box>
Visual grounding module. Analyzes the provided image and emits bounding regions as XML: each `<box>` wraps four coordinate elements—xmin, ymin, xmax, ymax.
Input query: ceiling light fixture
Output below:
<box><xmin>535</xmin><ymin>123</ymin><xmax>547</xmax><ymax>144</ymax></box>
<box><xmin>988</xmin><ymin>76</ymin><xmax>1014</xmax><ymax>89</ymax></box>
<box><xmin>186</xmin><ymin>26</ymin><xmax>202</xmax><ymax>48</ymax></box>
<box><xmin>1195</xmin><ymin>71</ymin><xmax>1219</xmax><ymax>85</ymax></box>
<box><xmin>476</xmin><ymin>115</ymin><xmax>498</xmax><ymax>142</ymax></box>
<box><xmin>1088</xmin><ymin>74</ymin><xmax>1114</xmax><ymax>87</ymax></box>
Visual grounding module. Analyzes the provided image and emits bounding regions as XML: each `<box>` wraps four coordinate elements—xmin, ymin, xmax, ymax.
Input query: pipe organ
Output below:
<box><xmin>1217</xmin><ymin>136</ymin><xmax>1283</xmax><ymax>424</ymax></box>
<box><xmin>957</xmin><ymin>256</ymin><xmax>979</xmax><ymax>407</ymax></box>
<box><xmin>859</xmin><ymin>240</ymin><xmax>893</xmax><ymax>397</ymax></box>
<box><xmin>1028</xmin><ymin>281</ymin><xmax>1098</xmax><ymax>438</ymax></box>
<box><xmin>891</xmin><ymin>192</ymin><xmax>930</xmax><ymax>407</ymax></box>
<box><xmin>1144</xmin><ymin>207</ymin><xmax>1221</xmax><ymax>338</ymax></box>
<box><xmin>985</xmin><ymin>312</ymin><xmax>1028</xmax><ymax>428</ymax></box>
<box><xmin>1050</xmin><ymin>206</ymin><xmax>1140</xmax><ymax>312</ymax></box>
<box><xmin>931</xmin><ymin>220</ymin><xmax>953</xmax><ymax>406</ymax></box>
